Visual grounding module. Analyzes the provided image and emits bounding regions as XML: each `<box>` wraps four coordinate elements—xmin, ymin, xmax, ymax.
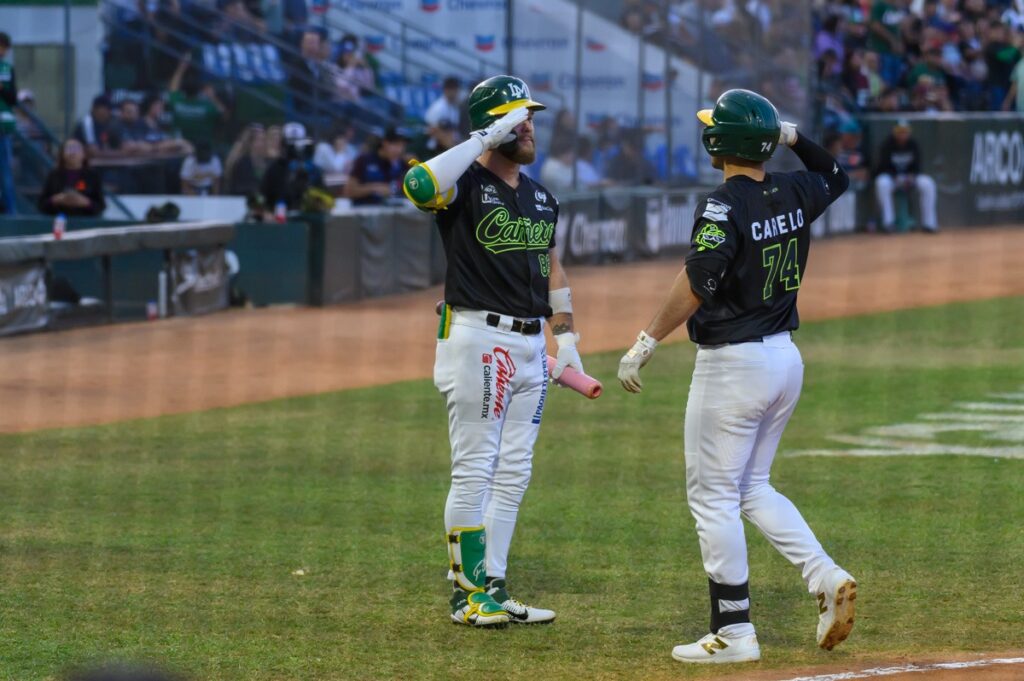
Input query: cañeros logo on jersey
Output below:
<box><xmin>476</xmin><ymin>207</ymin><xmax>555</xmax><ymax>254</ymax></box>
<box><xmin>421</xmin><ymin>0</ymin><xmax>440</xmax><ymax>11</ymax></box>
<box><xmin>475</xmin><ymin>35</ymin><xmax>496</xmax><ymax>52</ymax></box>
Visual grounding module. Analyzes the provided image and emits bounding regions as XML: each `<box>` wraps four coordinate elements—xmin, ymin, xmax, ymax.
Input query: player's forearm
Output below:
<box><xmin>404</xmin><ymin>136</ymin><xmax>484</xmax><ymax>207</ymax></box>
<box><xmin>645</xmin><ymin>269</ymin><xmax>702</xmax><ymax>342</ymax></box>
<box><xmin>791</xmin><ymin>132</ymin><xmax>850</xmax><ymax>196</ymax></box>
<box><xmin>548</xmin><ymin>253</ymin><xmax>575</xmax><ymax>334</ymax></box>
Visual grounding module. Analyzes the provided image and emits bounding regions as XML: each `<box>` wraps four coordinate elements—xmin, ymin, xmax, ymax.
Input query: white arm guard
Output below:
<box><xmin>549</xmin><ymin>287</ymin><xmax>573</xmax><ymax>315</ymax></box>
<box><xmin>420</xmin><ymin>136</ymin><xmax>485</xmax><ymax>194</ymax></box>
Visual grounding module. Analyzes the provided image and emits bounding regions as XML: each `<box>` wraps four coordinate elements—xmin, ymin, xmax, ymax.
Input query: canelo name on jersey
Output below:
<box><xmin>684</xmin><ymin>171</ymin><xmax>837</xmax><ymax>346</ymax></box>
<box><xmin>435</xmin><ymin>162</ymin><xmax>559</xmax><ymax>319</ymax></box>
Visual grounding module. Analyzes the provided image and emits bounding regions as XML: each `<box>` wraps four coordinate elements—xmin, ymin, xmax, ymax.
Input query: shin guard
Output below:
<box><xmin>447</xmin><ymin>526</ymin><xmax>488</xmax><ymax>592</ymax></box>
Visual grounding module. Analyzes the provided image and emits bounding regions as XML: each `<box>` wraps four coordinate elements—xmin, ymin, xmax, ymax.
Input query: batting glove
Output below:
<box><xmin>552</xmin><ymin>332</ymin><xmax>583</xmax><ymax>380</ymax></box>
<box><xmin>779</xmin><ymin>121</ymin><xmax>798</xmax><ymax>147</ymax></box>
<box><xmin>471</xmin><ymin>107</ymin><xmax>530</xmax><ymax>150</ymax></box>
<box><xmin>618</xmin><ymin>330</ymin><xmax>658</xmax><ymax>394</ymax></box>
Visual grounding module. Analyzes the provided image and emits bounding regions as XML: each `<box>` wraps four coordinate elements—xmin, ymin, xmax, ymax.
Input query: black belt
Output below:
<box><xmin>486</xmin><ymin>313</ymin><xmax>542</xmax><ymax>335</ymax></box>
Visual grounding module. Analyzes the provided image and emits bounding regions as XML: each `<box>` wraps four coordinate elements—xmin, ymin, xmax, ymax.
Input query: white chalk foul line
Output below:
<box><xmin>776</xmin><ymin>657</ymin><xmax>1024</xmax><ymax>681</ymax></box>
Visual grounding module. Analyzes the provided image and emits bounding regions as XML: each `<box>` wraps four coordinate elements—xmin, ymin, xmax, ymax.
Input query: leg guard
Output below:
<box><xmin>709</xmin><ymin>579</ymin><xmax>751</xmax><ymax>634</ymax></box>
<box><xmin>447</xmin><ymin>525</ymin><xmax>488</xmax><ymax>591</ymax></box>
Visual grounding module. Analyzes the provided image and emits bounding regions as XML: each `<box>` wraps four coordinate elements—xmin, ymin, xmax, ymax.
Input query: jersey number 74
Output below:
<box><xmin>761</xmin><ymin>237</ymin><xmax>801</xmax><ymax>300</ymax></box>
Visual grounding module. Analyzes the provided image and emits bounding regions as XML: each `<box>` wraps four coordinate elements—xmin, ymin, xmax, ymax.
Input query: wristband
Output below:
<box><xmin>549</xmin><ymin>287</ymin><xmax>573</xmax><ymax>315</ymax></box>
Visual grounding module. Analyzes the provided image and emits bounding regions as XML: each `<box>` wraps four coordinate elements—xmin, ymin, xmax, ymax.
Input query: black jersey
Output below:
<box><xmin>435</xmin><ymin>162</ymin><xmax>558</xmax><ymax>318</ymax></box>
<box><xmin>684</xmin><ymin>171</ymin><xmax>837</xmax><ymax>345</ymax></box>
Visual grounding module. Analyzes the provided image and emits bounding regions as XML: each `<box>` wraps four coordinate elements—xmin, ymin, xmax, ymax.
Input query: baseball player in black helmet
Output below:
<box><xmin>404</xmin><ymin>76</ymin><xmax>583</xmax><ymax>628</ymax></box>
<box><xmin>617</xmin><ymin>89</ymin><xmax>857</xmax><ymax>663</ymax></box>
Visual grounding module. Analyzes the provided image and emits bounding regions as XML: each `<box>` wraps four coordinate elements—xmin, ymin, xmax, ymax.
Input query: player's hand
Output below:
<box><xmin>471</xmin><ymin>107</ymin><xmax>529</xmax><ymax>150</ymax></box>
<box><xmin>779</xmin><ymin>121</ymin><xmax>798</xmax><ymax>147</ymax></box>
<box><xmin>618</xmin><ymin>330</ymin><xmax>658</xmax><ymax>394</ymax></box>
<box><xmin>552</xmin><ymin>332</ymin><xmax>582</xmax><ymax>380</ymax></box>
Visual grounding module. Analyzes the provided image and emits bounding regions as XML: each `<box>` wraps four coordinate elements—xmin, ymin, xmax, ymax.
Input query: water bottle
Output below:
<box><xmin>274</xmin><ymin>201</ymin><xmax>287</xmax><ymax>223</ymax></box>
<box><xmin>53</xmin><ymin>213</ymin><xmax>66</xmax><ymax>240</ymax></box>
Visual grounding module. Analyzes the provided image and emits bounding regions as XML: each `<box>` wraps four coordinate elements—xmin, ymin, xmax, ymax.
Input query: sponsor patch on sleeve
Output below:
<box><xmin>701</xmin><ymin>198</ymin><xmax>731</xmax><ymax>222</ymax></box>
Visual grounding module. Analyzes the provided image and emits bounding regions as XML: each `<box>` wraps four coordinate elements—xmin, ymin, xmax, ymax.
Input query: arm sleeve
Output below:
<box><xmin>403</xmin><ymin>136</ymin><xmax>482</xmax><ymax>211</ymax></box>
<box><xmin>790</xmin><ymin>132</ymin><xmax>849</xmax><ymax>212</ymax></box>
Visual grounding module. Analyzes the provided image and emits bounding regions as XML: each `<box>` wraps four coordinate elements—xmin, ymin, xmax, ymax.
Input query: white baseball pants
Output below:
<box><xmin>875</xmin><ymin>173</ymin><xmax>937</xmax><ymax>230</ymax></box>
<box><xmin>684</xmin><ymin>333</ymin><xmax>838</xmax><ymax>615</ymax></box>
<box><xmin>435</xmin><ymin>308</ymin><xmax>548</xmax><ymax>580</ymax></box>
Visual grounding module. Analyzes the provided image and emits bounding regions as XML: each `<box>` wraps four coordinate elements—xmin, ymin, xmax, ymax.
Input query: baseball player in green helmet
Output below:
<box><xmin>404</xmin><ymin>76</ymin><xmax>584</xmax><ymax>628</ymax></box>
<box><xmin>618</xmin><ymin>89</ymin><xmax>857</xmax><ymax>663</ymax></box>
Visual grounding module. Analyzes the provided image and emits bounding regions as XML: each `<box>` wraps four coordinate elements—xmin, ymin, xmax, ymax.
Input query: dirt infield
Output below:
<box><xmin>1</xmin><ymin>226</ymin><xmax>1023</xmax><ymax>434</ymax></box>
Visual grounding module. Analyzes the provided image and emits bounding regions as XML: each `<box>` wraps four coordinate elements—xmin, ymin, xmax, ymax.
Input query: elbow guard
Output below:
<box><xmin>403</xmin><ymin>162</ymin><xmax>455</xmax><ymax>210</ymax></box>
<box><xmin>686</xmin><ymin>260</ymin><xmax>724</xmax><ymax>304</ymax></box>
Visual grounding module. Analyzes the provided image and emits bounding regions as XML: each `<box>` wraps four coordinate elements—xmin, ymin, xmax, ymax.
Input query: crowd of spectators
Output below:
<box><xmin>815</xmin><ymin>0</ymin><xmax>1024</xmax><ymax>120</ymax></box>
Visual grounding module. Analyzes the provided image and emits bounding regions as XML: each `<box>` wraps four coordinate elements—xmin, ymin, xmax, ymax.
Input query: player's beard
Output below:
<box><xmin>498</xmin><ymin>137</ymin><xmax>536</xmax><ymax>165</ymax></box>
<box><xmin>711</xmin><ymin>155</ymin><xmax>725</xmax><ymax>170</ymax></box>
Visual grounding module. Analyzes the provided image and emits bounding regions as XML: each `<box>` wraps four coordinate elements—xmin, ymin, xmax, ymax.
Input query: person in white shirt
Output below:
<box><xmin>314</xmin><ymin>124</ymin><xmax>358</xmax><ymax>175</ymax></box>
<box><xmin>424</xmin><ymin>77</ymin><xmax>463</xmax><ymax>133</ymax></box>
<box><xmin>540</xmin><ymin>136</ymin><xmax>575</xmax><ymax>191</ymax></box>
<box><xmin>180</xmin><ymin>141</ymin><xmax>223</xmax><ymax>195</ymax></box>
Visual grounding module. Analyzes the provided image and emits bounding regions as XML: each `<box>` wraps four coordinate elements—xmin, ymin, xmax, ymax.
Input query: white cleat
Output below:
<box><xmin>500</xmin><ymin>597</ymin><xmax>556</xmax><ymax>624</ymax></box>
<box><xmin>671</xmin><ymin>632</ymin><xmax>761</xmax><ymax>664</ymax></box>
<box><xmin>817</xmin><ymin>569</ymin><xmax>857</xmax><ymax>651</ymax></box>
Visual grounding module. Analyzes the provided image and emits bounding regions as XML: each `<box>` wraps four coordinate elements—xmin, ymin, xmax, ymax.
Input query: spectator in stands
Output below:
<box><xmin>72</xmin><ymin>95</ymin><xmax>124</xmax><ymax>159</ymax></box>
<box><xmin>540</xmin><ymin>136</ymin><xmax>574</xmax><ymax>192</ymax></box>
<box><xmin>594</xmin><ymin>116</ymin><xmax>622</xmax><ymax>177</ymax></box>
<box><xmin>168</xmin><ymin>56</ymin><xmax>228</xmax><ymax>147</ymax></box>
<box><xmin>906</xmin><ymin>45</ymin><xmax>949</xmax><ymax>87</ymax></box>
<box><xmin>984</xmin><ymin>21</ymin><xmax>1021</xmax><ymax>109</ymax></box>
<box><xmin>0</xmin><ymin>31</ymin><xmax>17</xmax><ymax>214</ymax></box>
<box><xmin>1004</xmin><ymin>1</ymin><xmax>1024</xmax><ymax>35</ymax></box>
<box><xmin>334</xmin><ymin>36</ymin><xmax>376</xmax><ymax>101</ymax></box>
<box><xmin>314</xmin><ymin>124</ymin><xmax>358</xmax><ymax>176</ymax></box>
<box><xmin>117</xmin><ymin>99</ymin><xmax>158</xmax><ymax>155</ymax></box>
<box><xmin>14</xmin><ymin>90</ymin><xmax>49</xmax><ymax>153</ymax></box>
<box><xmin>217</xmin><ymin>0</ymin><xmax>266</xmax><ymax>40</ymax></box>
<box><xmin>816</xmin><ymin>14</ymin><xmax>846</xmax><ymax>75</ymax></box>
<box><xmin>288</xmin><ymin>27</ymin><xmax>334</xmax><ymax>115</ymax></box>
<box><xmin>861</xmin><ymin>50</ymin><xmax>887</xmax><ymax>101</ymax></box>
<box><xmin>574</xmin><ymin>137</ymin><xmax>606</xmax><ymax>189</ymax></box>
<box><xmin>225</xmin><ymin>123</ymin><xmax>269</xmax><ymax>195</ymax></box>
<box><xmin>38</xmin><ymin>139</ymin><xmax>106</xmax><ymax>216</ymax></box>
<box><xmin>344</xmin><ymin>127</ymin><xmax>407</xmax><ymax>206</ymax></box>
<box><xmin>424</xmin><ymin>76</ymin><xmax>462</xmax><ymax>132</ymax></box>
<box><xmin>836</xmin><ymin>0</ymin><xmax>870</xmax><ymax>47</ymax></box>
<box><xmin>551</xmin><ymin>109</ymin><xmax>576</xmax><ymax>150</ymax></box>
<box><xmin>265</xmin><ymin>124</ymin><xmax>283</xmax><ymax>162</ymax></box>
<box><xmin>410</xmin><ymin>119</ymin><xmax>457</xmax><ymax>161</ymax></box>
<box><xmin>261</xmin><ymin>121</ymin><xmax>325</xmax><ymax>210</ymax></box>
<box><xmin>842</xmin><ymin>49</ymin><xmax>873</xmax><ymax>109</ymax></box>
<box><xmin>180</xmin><ymin>141</ymin><xmax>222</xmax><ymax>195</ymax></box>
<box><xmin>874</xmin><ymin>119</ymin><xmax>937</xmax><ymax>233</ymax></box>
<box><xmin>836</xmin><ymin>119</ymin><xmax>871</xmax><ymax>194</ymax></box>
<box><xmin>137</xmin><ymin>94</ymin><xmax>193</xmax><ymax>155</ymax></box>
<box><xmin>607</xmin><ymin>129</ymin><xmax>656</xmax><ymax>185</ymax></box>
<box><xmin>868</xmin><ymin>0</ymin><xmax>910</xmax><ymax>84</ymax></box>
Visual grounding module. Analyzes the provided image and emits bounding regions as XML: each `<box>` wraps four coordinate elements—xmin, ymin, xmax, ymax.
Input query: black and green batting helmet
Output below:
<box><xmin>697</xmin><ymin>89</ymin><xmax>781</xmax><ymax>162</ymax></box>
<box><xmin>467</xmin><ymin>75</ymin><xmax>546</xmax><ymax>132</ymax></box>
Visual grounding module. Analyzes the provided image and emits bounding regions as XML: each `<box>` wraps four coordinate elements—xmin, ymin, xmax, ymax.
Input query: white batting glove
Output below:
<box><xmin>779</xmin><ymin>121</ymin><xmax>798</xmax><ymax>147</ymax></box>
<box><xmin>552</xmin><ymin>332</ymin><xmax>583</xmax><ymax>380</ymax></box>
<box><xmin>618</xmin><ymin>331</ymin><xmax>658</xmax><ymax>394</ymax></box>
<box><xmin>471</xmin><ymin>107</ymin><xmax>530</xmax><ymax>150</ymax></box>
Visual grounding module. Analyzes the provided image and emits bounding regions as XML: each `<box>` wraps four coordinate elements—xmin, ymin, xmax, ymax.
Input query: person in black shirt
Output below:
<box><xmin>403</xmin><ymin>75</ymin><xmax>584</xmax><ymax>628</ymax></box>
<box><xmin>344</xmin><ymin>127</ymin><xmax>407</xmax><ymax>206</ymax></box>
<box><xmin>873</xmin><ymin>119</ymin><xmax>937</xmax><ymax>232</ymax></box>
<box><xmin>38</xmin><ymin>138</ymin><xmax>106</xmax><ymax>216</ymax></box>
<box><xmin>617</xmin><ymin>89</ymin><xmax>857</xmax><ymax>664</ymax></box>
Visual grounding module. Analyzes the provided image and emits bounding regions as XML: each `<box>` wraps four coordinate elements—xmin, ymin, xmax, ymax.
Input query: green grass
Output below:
<box><xmin>2</xmin><ymin>296</ymin><xmax>1024</xmax><ymax>680</ymax></box>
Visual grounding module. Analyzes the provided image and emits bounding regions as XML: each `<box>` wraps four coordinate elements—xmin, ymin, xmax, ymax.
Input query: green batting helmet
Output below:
<box><xmin>467</xmin><ymin>75</ymin><xmax>546</xmax><ymax>132</ymax></box>
<box><xmin>697</xmin><ymin>89</ymin><xmax>781</xmax><ymax>162</ymax></box>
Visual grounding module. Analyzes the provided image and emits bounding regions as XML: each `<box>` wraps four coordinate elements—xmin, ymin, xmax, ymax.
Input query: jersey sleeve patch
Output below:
<box><xmin>693</xmin><ymin>221</ymin><xmax>729</xmax><ymax>252</ymax></box>
<box><xmin>701</xmin><ymin>198</ymin><xmax>732</xmax><ymax>222</ymax></box>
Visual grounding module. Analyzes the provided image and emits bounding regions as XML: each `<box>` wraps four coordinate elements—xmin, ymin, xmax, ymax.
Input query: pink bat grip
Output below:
<box><xmin>546</xmin><ymin>355</ymin><xmax>603</xmax><ymax>399</ymax></box>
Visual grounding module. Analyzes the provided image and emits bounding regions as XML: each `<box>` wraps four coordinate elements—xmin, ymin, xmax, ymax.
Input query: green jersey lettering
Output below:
<box><xmin>476</xmin><ymin>207</ymin><xmax>555</xmax><ymax>254</ymax></box>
